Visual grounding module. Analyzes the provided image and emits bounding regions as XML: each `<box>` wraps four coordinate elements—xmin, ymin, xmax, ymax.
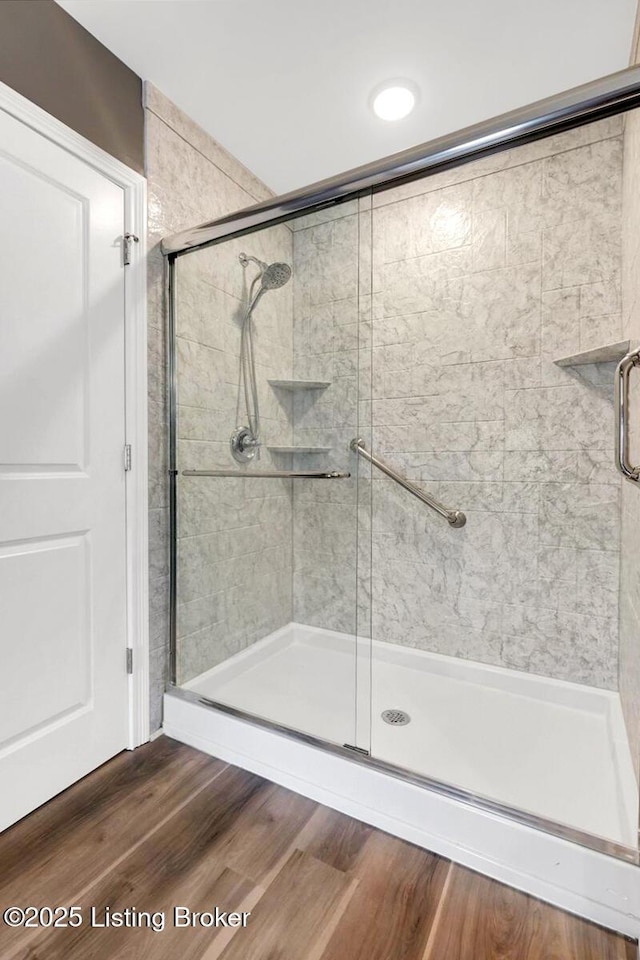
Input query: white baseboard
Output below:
<box><xmin>164</xmin><ymin>692</ymin><xmax>640</xmax><ymax>940</ymax></box>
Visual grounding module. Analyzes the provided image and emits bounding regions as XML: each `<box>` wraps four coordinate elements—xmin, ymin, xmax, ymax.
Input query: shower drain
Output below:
<box><xmin>381</xmin><ymin>709</ymin><xmax>411</xmax><ymax>726</ymax></box>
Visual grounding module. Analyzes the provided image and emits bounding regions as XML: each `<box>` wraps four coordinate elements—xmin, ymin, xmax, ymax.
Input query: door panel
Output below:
<box><xmin>0</xmin><ymin>107</ymin><xmax>129</xmax><ymax>831</ymax></box>
<box><xmin>0</xmin><ymin>154</ymin><xmax>86</xmax><ymax>469</ymax></box>
<box><xmin>2</xmin><ymin>535</ymin><xmax>90</xmax><ymax>746</ymax></box>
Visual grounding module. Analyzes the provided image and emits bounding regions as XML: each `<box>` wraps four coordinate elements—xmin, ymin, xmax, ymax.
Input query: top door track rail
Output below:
<box><xmin>161</xmin><ymin>65</ymin><xmax>640</xmax><ymax>257</ymax></box>
<box><xmin>350</xmin><ymin>438</ymin><xmax>466</xmax><ymax>528</ymax></box>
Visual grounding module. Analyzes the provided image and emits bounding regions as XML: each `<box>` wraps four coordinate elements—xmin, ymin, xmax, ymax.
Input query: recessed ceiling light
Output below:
<box><xmin>371</xmin><ymin>80</ymin><xmax>418</xmax><ymax>121</ymax></box>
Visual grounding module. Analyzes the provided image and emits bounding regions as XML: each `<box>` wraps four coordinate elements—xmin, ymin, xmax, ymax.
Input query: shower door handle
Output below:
<box><xmin>615</xmin><ymin>346</ymin><xmax>640</xmax><ymax>482</ymax></box>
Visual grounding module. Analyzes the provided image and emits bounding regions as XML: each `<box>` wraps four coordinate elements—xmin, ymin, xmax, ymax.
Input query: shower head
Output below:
<box><xmin>240</xmin><ymin>252</ymin><xmax>292</xmax><ymax>294</ymax></box>
<box><xmin>235</xmin><ymin>254</ymin><xmax>293</xmax><ymax>458</ymax></box>
<box><xmin>260</xmin><ymin>262</ymin><xmax>292</xmax><ymax>290</ymax></box>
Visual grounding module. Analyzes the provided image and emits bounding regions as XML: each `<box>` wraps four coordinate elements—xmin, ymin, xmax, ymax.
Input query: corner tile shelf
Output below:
<box><xmin>268</xmin><ymin>379</ymin><xmax>331</xmax><ymax>391</ymax></box>
<box><xmin>553</xmin><ymin>340</ymin><xmax>630</xmax><ymax>367</ymax></box>
<box><xmin>267</xmin><ymin>446</ymin><xmax>332</xmax><ymax>454</ymax></box>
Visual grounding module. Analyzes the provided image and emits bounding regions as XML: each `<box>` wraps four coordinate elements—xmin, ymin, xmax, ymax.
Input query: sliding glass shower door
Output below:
<box><xmin>172</xmin><ymin>198</ymin><xmax>372</xmax><ymax>752</ymax></box>
<box><xmin>364</xmin><ymin>112</ymin><xmax>639</xmax><ymax>854</ymax></box>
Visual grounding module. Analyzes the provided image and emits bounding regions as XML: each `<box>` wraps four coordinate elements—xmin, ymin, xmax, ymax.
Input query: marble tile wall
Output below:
<box><xmin>175</xmin><ymin>228</ymin><xmax>294</xmax><ymax>686</ymax></box>
<box><xmin>144</xmin><ymin>83</ymin><xmax>291</xmax><ymax>727</ymax></box>
<box><xmin>364</xmin><ymin>117</ymin><xmax>625</xmax><ymax>688</ymax></box>
<box><xmin>290</xmin><ymin>201</ymin><xmax>361</xmax><ymax>633</ymax></box>
<box><xmin>620</xmin><ymin>104</ymin><xmax>640</xmax><ymax>776</ymax></box>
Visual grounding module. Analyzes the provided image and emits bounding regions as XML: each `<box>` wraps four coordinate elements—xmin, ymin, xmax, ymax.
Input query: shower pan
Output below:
<box><xmin>162</xmin><ymin>66</ymin><xmax>640</xmax><ymax>938</ymax></box>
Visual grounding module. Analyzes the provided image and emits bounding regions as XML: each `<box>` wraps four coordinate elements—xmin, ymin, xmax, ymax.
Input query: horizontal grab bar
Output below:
<box><xmin>350</xmin><ymin>438</ymin><xmax>466</xmax><ymax>528</ymax></box>
<box><xmin>182</xmin><ymin>469</ymin><xmax>350</xmax><ymax>479</ymax></box>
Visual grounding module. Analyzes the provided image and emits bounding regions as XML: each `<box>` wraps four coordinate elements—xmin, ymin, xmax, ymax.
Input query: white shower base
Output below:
<box><xmin>182</xmin><ymin>622</ymin><xmax>637</xmax><ymax>849</ymax></box>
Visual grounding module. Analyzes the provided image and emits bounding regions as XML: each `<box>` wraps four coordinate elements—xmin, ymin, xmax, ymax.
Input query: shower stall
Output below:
<box><xmin>162</xmin><ymin>67</ymin><xmax>640</xmax><ymax>933</ymax></box>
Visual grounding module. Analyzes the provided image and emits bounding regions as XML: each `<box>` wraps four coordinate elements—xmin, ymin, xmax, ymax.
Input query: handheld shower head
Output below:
<box><xmin>260</xmin><ymin>262</ymin><xmax>292</xmax><ymax>290</ymax></box>
<box><xmin>232</xmin><ymin>252</ymin><xmax>293</xmax><ymax>461</ymax></box>
<box><xmin>239</xmin><ymin>252</ymin><xmax>292</xmax><ymax>291</ymax></box>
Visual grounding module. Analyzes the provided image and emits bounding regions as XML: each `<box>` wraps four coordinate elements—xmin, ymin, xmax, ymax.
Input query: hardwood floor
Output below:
<box><xmin>0</xmin><ymin>737</ymin><xmax>635</xmax><ymax>960</ymax></box>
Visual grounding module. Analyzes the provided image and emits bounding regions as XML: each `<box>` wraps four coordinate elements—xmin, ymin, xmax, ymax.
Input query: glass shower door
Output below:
<box><xmin>363</xmin><ymin>113</ymin><xmax>639</xmax><ymax>854</ymax></box>
<box><xmin>173</xmin><ymin>199</ymin><xmax>367</xmax><ymax>752</ymax></box>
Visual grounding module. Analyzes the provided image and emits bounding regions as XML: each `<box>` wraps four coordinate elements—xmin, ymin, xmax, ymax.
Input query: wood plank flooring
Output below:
<box><xmin>0</xmin><ymin>737</ymin><xmax>634</xmax><ymax>960</ymax></box>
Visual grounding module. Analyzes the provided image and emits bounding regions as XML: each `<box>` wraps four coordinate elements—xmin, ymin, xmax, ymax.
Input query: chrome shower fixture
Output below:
<box><xmin>260</xmin><ymin>261</ymin><xmax>292</xmax><ymax>290</ymax></box>
<box><xmin>239</xmin><ymin>252</ymin><xmax>267</xmax><ymax>270</ymax></box>
<box><xmin>239</xmin><ymin>253</ymin><xmax>292</xmax><ymax>293</ymax></box>
<box><xmin>232</xmin><ymin>252</ymin><xmax>292</xmax><ymax>463</ymax></box>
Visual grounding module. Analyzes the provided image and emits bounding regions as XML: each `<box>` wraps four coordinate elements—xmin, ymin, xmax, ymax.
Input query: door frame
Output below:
<box><xmin>0</xmin><ymin>80</ymin><xmax>150</xmax><ymax>748</ymax></box>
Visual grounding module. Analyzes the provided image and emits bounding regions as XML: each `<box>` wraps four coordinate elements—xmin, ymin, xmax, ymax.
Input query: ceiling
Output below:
<box><xmin>57</xmin><ymin>0</ymin><xmax>637</xmax><ymax>195</ymax></box>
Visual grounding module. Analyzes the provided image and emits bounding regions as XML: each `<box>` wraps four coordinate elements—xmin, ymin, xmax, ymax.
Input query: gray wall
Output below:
<box><xmin>0</xmin><ymin>0</ymin><xmax>143</xmax><ymax>173</ymax></box>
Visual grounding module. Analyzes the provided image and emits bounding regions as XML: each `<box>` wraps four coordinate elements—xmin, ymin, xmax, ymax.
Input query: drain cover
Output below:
<box><xmin>381</xmin><ymin>709</ymin><xmax>410</xmax><ymax>726</ymax></box>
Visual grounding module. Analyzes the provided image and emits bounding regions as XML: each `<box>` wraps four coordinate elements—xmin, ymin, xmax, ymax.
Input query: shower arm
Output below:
<box><xmin>350</xmin><ymin>438</ymin><xmax>466</xmax><ymax>528</ymax></box>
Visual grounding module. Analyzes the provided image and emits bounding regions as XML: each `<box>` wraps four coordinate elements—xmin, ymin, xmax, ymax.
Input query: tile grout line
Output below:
<box><xmin>3</xmin><ymin>761</ymin><xmax>230</xmax><ymax>960</ymax></box>
<box><xmin>420</xmin><ymin>861</ymin><xmax>455</xmax><ymax>960</ymax></box>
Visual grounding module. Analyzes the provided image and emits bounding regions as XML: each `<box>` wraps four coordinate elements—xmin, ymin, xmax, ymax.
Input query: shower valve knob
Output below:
<box><xmin>231</xmin><ymin>426</ymin><xmax>259</xmax><ymax>463</ymax></box>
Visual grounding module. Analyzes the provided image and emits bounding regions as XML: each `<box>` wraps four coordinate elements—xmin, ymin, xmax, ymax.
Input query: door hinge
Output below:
<box><xmin>124</xmin><ymin>443</ymin><xmax>132</xmax><ymax>471</ymax></box>
<box><xmin>123</xmin><ymin>232</ymin><xmax>139</xmax><ymax>266</ymax></box>
<box><xmin>126</xmin><ymin>648</ymin><xmax>133</xmax><ymax>674</ymax></box>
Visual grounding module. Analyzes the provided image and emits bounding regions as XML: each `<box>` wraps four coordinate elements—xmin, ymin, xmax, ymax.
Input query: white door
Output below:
<box><xmin>0</xmin><ymin>107</ymin><xmax>130</xmax><ymax>830</ymax></box>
